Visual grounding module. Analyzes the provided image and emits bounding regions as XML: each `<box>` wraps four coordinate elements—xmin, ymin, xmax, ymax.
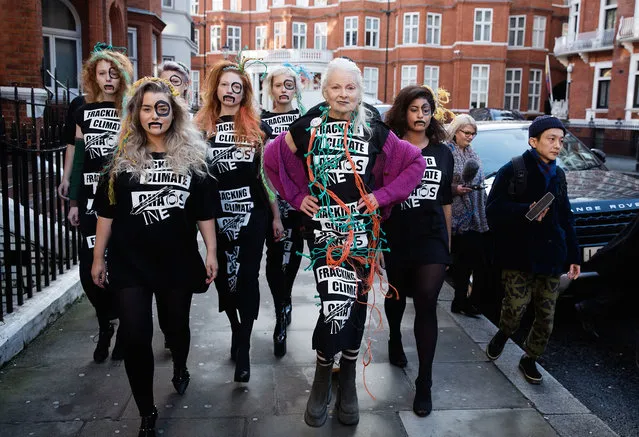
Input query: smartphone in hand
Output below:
<box><xmin>526</xmin><ymin>192</ymin><xmax>555</xmax><ymax>221</ymax></box>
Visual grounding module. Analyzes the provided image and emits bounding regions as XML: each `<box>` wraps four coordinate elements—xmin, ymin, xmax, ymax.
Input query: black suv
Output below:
<box><xmin>472</xmin><ymin>122</ymin><xmax>639</xmax><ymax>296</ymax></box>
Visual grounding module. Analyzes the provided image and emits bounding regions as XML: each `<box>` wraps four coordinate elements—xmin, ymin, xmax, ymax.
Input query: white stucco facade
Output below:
<box><xmin>161</xmin><ymin>0</ymin><xmax>197</xmax><ymax>68</ymax></box>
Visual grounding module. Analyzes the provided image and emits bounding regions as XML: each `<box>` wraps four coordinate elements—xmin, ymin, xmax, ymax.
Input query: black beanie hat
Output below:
<box><xmin>529</xmin><ymin>115</ymin><xmax>566</xmax><ymax>138</ymax></box>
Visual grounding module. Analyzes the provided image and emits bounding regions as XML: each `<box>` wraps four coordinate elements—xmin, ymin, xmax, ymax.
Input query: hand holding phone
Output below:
<box><xmin>526</xmin><ymin>192</ymin><xmax>555</xmax><ymax>222</ymax></box>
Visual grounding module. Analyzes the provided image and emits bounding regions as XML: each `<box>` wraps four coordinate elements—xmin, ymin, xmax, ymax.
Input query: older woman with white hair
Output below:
<box><xmin>446</xmin><ymin>114</ymin><xmax>489</xmax><ymax>317</ymax></box>
<box><xmin>264</xmin><ymin>57</ymin><xmax>425</xmax><ymax>428</ymax></box>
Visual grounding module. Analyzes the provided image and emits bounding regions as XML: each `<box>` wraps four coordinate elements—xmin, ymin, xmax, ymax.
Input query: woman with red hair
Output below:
<box><xmin>195</xmin><ymin>60</ymin><xmax>276</xmax><ymax>383</ymax></box>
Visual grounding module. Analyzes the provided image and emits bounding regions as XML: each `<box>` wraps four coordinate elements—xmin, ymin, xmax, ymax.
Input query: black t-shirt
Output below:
<box><xmin>261</xmin><ymin>109</ymin><xmax>300</xmax><ymax>140</ymax></box>
<box><xmin>207</xmin><ymin>115</ymin><xmax>272</xmax><ymax>239</ymax></box>
<box><xmin>288</xmin><ymin>113</ymin><xmax>388</xmax><ymax>244</ymax></box>
<box><xmin>383</xmin><ymin>142</ymin><xmax>454</xmax><ymax>265</ymax></box>
<box><xmin>95</xmin><ymin>153</ymin><xmax>216</xmax><ymax>291</ymax></box>
<box><xmin>74</xmin><ymin>101</ymin><xmax>120</xmax><ymax>238</ymax></box>
<box><xmin>64</xmin><ymin>95</ymin><xmax>86</xmax><ymax>145</ymax></box>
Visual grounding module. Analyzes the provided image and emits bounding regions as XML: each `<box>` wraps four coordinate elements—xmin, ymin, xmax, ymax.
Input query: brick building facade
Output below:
<box><xmin>555</xmin><ymin>0</ymin><xmax>639</xmax><ymax>159</ymax></box>
<box><xmin>191</xmin><ymin>0</ymin><xmax>567</xmax><ymax>115</ymax></box>
<box><xmin>0</xmin><ymin>0</ymin><xmax>165</xmax><ymax>118</ymax></box>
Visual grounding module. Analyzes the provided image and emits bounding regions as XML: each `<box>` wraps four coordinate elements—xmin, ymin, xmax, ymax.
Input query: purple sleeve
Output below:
<box><xmin>263</xmin><ymin>133</ymin><xmax>309</xmax><ymax>210</ymax></box>
<box><xmin>372</xmin><ymin>131</ymin><xmax>425</xmax><ymax>208</ymax></box>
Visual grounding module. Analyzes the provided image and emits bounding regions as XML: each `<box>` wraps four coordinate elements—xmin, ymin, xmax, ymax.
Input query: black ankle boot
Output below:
<box><xmin>304</xmin><ymin>360</ymin><xmax>333</xmax><ymax>427</ymax></box>
<box><xmin>413</xmin><ymin>378</ymin><xmax>432</xmax><ymax>417</ymax></box>
<box><xmin>273</xmin><ymin>306</ymin><xmax>287</xmax><ymax>357</ymax></box>
<box><xmin>138</xmin><ymin>406</ymin><xmax>158</xmax><ymax>437</ymax></box>
<box><xmin>234</xmin><ymin>345</ymin><xmax>250</xmax><ymax>382</ymax></box>
<box><xmin>388</xmin><ymin>338</ymin><xmax>407</xmax><ymax>368</ymax></box>
<box><xmin>336</xmin><ymin>359</ymin><xmax>359</xmax><ymax>425</ymax></box>
<box><xmin>172</xmin><ymin>366</ymin><xmax>190</xmax><ymax>395</ymax></box>
<box><xmin>93</xmin><ymin>324</ymin><xmax>114</xmax><ymax>363</ymax></box>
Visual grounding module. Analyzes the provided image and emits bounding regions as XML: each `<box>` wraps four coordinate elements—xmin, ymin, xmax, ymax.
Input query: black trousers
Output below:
<box><xmin>79</xmin><ymin>238</ymin><xmax>117</xmax><ymax>330</ymax></box>
<box><xmin>265</xmin><ymin>212</ymin><xmax>303</xmax><ymax>308</ymax></box>
<box><xmin>115</xmin><ymin>286</ymin><xmax>193</xmax><ymax>416</ymax></box>
<box><xmin>450</xmin><ymin>231</ymin><xmax>487</xmax><ymax>306</ymax></box>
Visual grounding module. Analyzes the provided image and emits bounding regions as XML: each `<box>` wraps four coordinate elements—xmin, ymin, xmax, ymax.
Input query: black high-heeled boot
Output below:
<box><xmin>93</xmin><ymin>323</ymin><xmax>114</xmax><ymax>363</ymax></box>
<box><xmin>138</xmin><ymin>406</ymin><xmax>158</xmax><ymax>437</ymax></box>
<box><xmin>284</xmin><ymin>299</ymin><xmax>292</xmax><ymax>326</ymax></box>
<box><xmin>413</xmin><ymin>377</ymin><xmax>432</xmax><ymax>417</ymax></box>
<box><xmin>273</xmin><ymin>305</ymin><xmax>287</xmax><ymax>357</ymax></box>
<box><xmin>234</xmin><ymin>320</ymin><xmax>253</xmax><ymax>382</ymax></box>
<box><xmin>172</xmin><ymin>366</ymin><xmax>190</xmax><ymax>395</ymax></box>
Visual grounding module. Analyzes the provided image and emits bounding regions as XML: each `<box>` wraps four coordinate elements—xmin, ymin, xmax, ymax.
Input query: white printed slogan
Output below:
<box><xmin>313</xmin><ymin>122</ymin><xmax>368</xmax><ymax>186</ymax></box>
<box><xmin>83</xmin><ymin>108</ymin><xmax>120</xmax><ymax>158</ymax></box>
<box><xmin>262</xmin><ymin>113</ymin><xmax>297</xmax><ymax>135</ymax></box>
<box><xmin>401</xmin><ymin>155</ymin><xmax>441</xmax><ymax>210</ymax></box>
<box><xmin>209</xmin><ymin>122</ymin><xmax>256</xmax><ymax>174</ymax></box>
<box><xmin>316</xmin><ymin>265</ymin><xmax>360</xmax><ymax>334</ymax></box>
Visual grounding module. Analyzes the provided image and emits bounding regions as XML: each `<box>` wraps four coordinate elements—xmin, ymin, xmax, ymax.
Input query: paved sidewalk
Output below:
<box><xmin>0</xmin><ymin>261</ymin><xmax>618</xmax><ymax>437</ymax></box>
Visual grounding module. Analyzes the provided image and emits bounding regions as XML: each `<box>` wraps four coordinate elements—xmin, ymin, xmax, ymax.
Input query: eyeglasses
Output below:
<box><xmin>459</xmin><ymin>130</ymin><xmax>477</xmax><ymax>137</ymax></box>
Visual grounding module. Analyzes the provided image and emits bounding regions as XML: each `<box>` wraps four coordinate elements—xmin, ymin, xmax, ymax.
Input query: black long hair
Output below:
<box><xmin>384</xmin><ymin>85</ymin><xmax>448</xmax><ymax>144</ymax></box>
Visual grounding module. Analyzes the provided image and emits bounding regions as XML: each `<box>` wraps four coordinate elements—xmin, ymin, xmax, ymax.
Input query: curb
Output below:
<box><xmin>0</xmin><ymin>266</ymin><xmax>83</xmax><ymax>367</ymax></box>
<box><xmin>438</xmin><ymin>282</ymin><xmax>619</xmax><ymax>437</ymax></box>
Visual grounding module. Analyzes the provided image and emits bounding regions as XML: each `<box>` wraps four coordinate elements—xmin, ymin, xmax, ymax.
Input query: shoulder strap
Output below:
<box><xmin>508</xmin><ymin>155</ymin><xmax>527</xmax><ymax>197</ymax></box>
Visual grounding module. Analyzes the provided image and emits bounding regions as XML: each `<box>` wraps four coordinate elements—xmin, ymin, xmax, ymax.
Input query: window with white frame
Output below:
<box><xmin>274</xmin><ymin>21</ymin><xmax>286</xmax><ymax>48</ymax></box>
<box><xmin>474</xmin><ymin>9</ymin><xmax>492</xmax><ymax>42</ymax></box>
<box><xmin>344</xmin><ymin>17</ymin><xmax>358</xmax><ymax>47</ymax></box>
<box><xmin>191</xmin><ymin>70</ymin><xmax>200</xmax><ymax>106</ymax></box>
<box><xmin>152</xmin><ymin>33</ymin><xmax>158</xmax><ymax>76</ymax></box>
<box><xmin>193</xmin><ymin>28</ymin><xmax>200</xmax><ymax>53</ymax></box>
<box><xmin>127</xmin><ymin>27</ymin><xmax>138</xmax><ymax>80</ymax></box>
<box><xmin>211</xmin><ymin>25</ymin><xmax>221</xmax><ymax>51</ymax></box>
<box><xmin>212</xmin><ymin>0</ymin><xmax>223</xmax><ymax>10</ymax></box>
<box><xmin>297</xmin><ymin>0</ymin><xmax>308</xmax><ymax>6</ymax></box>
<box><xmin>293</xmin><ymin>22</ymin><xmax>307</xmax><ymax>49</ymax></box>
<box><xmin>403</xmin><ymin>13</ymin><xmax>419</xmax><ymax>45</ymax></box>
<box><xmin>191</xmin><ymin>0</ymin><xmax>199</xmax><ymax>14</ymax></box>
<box><xmin>401</xmin><ymin>65</ymin><xmax>417</xmax><ymax>88</ymax></box>
<box><xmin>365</xmin><ymin>17</ymin><xmax>380</xmax><ymax>48</ymax></box>
<box><xmin>315</xmin><ymin>22</ymin><xmax>327</xmax><ymax>49</ymax></box>
<box><xmin>163</xmin><ymin>55</ymin><xmax>175</xmax><ymax>62</ymax></box>
<box><xmin>230</xmin><ymin>0</ymin><xmax>240</xmax><ymax>11</ymax></box>
<box><xmin>273</xmin><ymin>0</ymin><xmax>284</xmax><ymax>6</ymax></box>
<box><xmin>423</xmin><ymin>66</ymin><xmax>439</xmax><ymax>90</ymax></box>
<box><xmin>532</xmin><ymin>16</ymin><xmax>546</xmax><ymax>48</ymax></box>
<box><xmin>363</xmin><ymin>67</ymin><xmax>379</xmax><ymax>99</ymax></box>
<box><xmin>256</xmin><ymin>0</ymin><xmax>267</xmax><ymax>10</ymax></box>
<box><xmin>227</xmin><ymin>26</ymin><xmax>241</xmax><ymax>52</ymax></box>
<box><xmin>569</xmin><ymin>1</ymin><xmax>580</xmax><ymax>36</ymax></box>
<box><xmin>528</xmin><ymin>69</ymin><xmax>542</xmax><ymax>112</ymax></box>
<box><xmin>162</xmin><ymin>0</ymin><xmax>174</xmax><ymax>8</ymax></box>
<box><xmin>426</xmin><ymin>13</ymin><xmax>441</xmax><ymax>45</ymax></box>
<box><xmin>508</xmin><ymin>16</ymin><xmax>525</xmax><ymax>47</ymax></box>
<box><xmin>595</xmin><ymin>67</ymin><xmax>612</xmax><ymax>109</ymax></box>
<box><xmin>633</xmin><ymin>60</ymin><xmax>639</xmax><ymax>108</ymax></box>
<box><xmin>315</xmin><ymin>0</ymin><xmax>327</xmax><ymax>5</ymax></box>
<box><xmin>504</xmin><ymin>69</ymin><xmax>522</xmax><ymax>110</ymax></box>
<box><xmin>255</xmin><ymin>26</ymin><xmax>267</xmax><ymax>49</ymax></box>
<box><xmin>42</xmin><ymin>0</ymin><xmax>82</xmax><ymax>90</ymax></box>
<box><xmin>470</xmin><ymin>64</ymin><xmax>489</xmax><ymax>108</ymax></box>
<box><xmin>603</xmin><ymin>0</ymin><xmax>617</xmax><ymax>31</ymax></box>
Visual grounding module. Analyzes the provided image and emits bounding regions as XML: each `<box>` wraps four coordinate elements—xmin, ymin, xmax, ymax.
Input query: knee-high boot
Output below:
<box><xmin>273</xmin><ymin>303</ymin><xmax>287</xmax><ymax>357</ymax></box>
<box><xmin>234</xmin><ymin>318</ymin><xmax>253</xmax><ymax>382</ymax></box>
<box><xmin>336</xmin><ymin>358</ymin><xmax>359</xmax><ymax>425</ymax></box>
<box><xmin>304</xmin><ymin>359</ymin><xmax>333</xmax><ymax>427</ymax></box>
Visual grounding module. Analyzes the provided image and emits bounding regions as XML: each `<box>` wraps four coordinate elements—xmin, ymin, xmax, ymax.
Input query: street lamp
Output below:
<box><xmin>222</xmin><ymin>44</ymin><xmax>230</xmax><ymax>60</ymax></box>
<box><xmin>566</xmin><ymin>63</ymin><xmax>573</xmax><ymax>121</ymax></box>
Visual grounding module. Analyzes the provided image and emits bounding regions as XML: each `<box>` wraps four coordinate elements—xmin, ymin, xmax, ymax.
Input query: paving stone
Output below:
<box><xmin>545</xmin><ymin>413</ymin><xmax>618</xmax><ymax>437</ymax></box>
<box><xmin>0</xmin><ymin>421</ymin><xmax>84</xmax><ymax>437</ymax></box>
<box><xmin>77</xmin><ymin>417</ymin><xmax>246</xmax><ymax>437</ymax></box>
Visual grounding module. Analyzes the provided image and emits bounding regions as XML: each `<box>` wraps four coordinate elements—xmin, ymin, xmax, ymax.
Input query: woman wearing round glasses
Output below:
<box><xmin>446</xmin><ymin>114</ymin><xmax>489</xmax><ymax>318</ymax></box>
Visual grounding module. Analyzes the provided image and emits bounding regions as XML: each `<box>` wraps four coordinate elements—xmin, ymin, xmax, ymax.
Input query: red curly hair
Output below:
<box><xmin>195</xmin><ymin>60</ymin><xmax>265</xmax><ymax>146</ymax></box>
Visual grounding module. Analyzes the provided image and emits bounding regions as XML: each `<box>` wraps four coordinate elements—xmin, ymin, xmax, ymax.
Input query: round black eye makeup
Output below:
<box><xmin>283</xmin><ymin>79</ymin><xmax>295</xmax><ymax>90</ymax></box>
<box><xmin>154</xmin><ymin>100</ymin><xmax>171</xmax><ymax>117</ymax></box>
<box><xmin>422</xmin><ymin>104</ymin><xmax>432</xmax><ymax>115</ymax></box>
<box><xmin>169</xmin><ymin>74</ymin><xmax>183</xmax><ymax>87</ymax></box>
<box><xmin>108</xmin><ymin>67</ymin><xmax>120</xmax><ymax>79</ymax></box>
<box><xmin>231</xmin><ymin>82</ymin><xmax>243</xmax><ymax>94</ymax></box>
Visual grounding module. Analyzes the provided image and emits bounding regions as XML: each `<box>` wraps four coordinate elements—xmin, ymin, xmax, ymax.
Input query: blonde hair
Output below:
<box><xmin>321</xmin><ymin>58</ymin><xmax>371</xmax><ymax>136</ymax></box>
<box><xmin>446</xmin><ymin>114</ymin><xmax>478</xmax><ymax>143</ymax></box>
<box><xmin>264</xmin><ymin>66</ymin><xmax>303</xmax><ymax>103</ymax></box>
<box><xmin>108</xmin><ymin>78</ymin><xmax>209</xmax><ymax>202</ymax></box>
<box><xmin>81</xmin><ymin>50</ymin><xmax>133</xmax><ymax>113</ymax></box>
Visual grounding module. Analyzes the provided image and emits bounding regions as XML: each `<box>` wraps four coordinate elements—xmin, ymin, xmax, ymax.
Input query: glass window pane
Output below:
<box><xmin>54</xmin><ymin>38</ymin><xmax>78</xmax><ymax>87</ymax></box>
<box><xmin>43</xmin><ymin>36</ymin><xmax>51</xmax><ymax>86</ymax></box>
<box><xmin>42</xmin><ymin>0</ymin><xmax>76</xmax><ymax>30</ymax></box>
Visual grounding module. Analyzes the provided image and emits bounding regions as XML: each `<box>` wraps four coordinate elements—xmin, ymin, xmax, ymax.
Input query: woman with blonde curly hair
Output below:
<box><xmin>91</xmin><ymin>77</ymin><xmax>218</xmax><ymax>437</ymax></box>
<box><xmin>195</xmin><ymin>59</ymin><xmax>276</xmax><ymax>383</ymax></box>
<box><xmin>383</xmin><ymin>84</ymin><xmax>455</xmax><ymax>417</ymax></box>
<box><xmin>67</xmin><ymin>45</ymin><xmax>133</xmax><ymax>363</ymax></box>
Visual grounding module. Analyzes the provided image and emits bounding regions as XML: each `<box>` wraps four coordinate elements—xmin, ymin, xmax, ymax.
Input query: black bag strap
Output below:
<box><xmin>508</xmin><ymin>155</ymin><xmax>527</xmax><ymax>197</ymax></box>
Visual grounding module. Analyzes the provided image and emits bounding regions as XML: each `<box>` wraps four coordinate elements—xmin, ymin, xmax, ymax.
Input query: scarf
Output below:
<box><xmin>531</xmin><ymin>149</ymin><xmax>557</xmax><ymax>190</ymax></box>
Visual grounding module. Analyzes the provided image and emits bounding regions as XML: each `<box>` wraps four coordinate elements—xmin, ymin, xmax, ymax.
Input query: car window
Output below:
<box><xmin>471</xmin><ymin>126</ymin><xmax>604</xmax><ymax>176</ymax></box>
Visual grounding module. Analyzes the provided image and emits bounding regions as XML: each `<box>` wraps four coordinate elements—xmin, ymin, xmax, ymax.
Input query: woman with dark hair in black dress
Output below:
<box><xmin>383</xmin><ymin>85</ymin><xmax>454</xmax><ymax>417</ymax></box>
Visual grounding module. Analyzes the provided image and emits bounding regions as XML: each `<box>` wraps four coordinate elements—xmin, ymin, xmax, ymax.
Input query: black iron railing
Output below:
<box><xmin>0</xmin><ymin>85</ymin><xmax>80</xmax><ymax>321</ymax></box>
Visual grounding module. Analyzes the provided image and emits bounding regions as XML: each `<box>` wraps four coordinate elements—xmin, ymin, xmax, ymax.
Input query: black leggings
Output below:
<box><xmin>79</xmin><ymin>241</ymin><xmax>116</xmax><ymax>331</ymax></box>
<box><xmin>116</xmin><ymin>286</ymin><xmax>193</xmax><ymax>416</ymax></box>
<box><xmin>265</xmin><ymin>217</ymin><xmax>303</xmax><ymax>307</ymax></box>
<box><xmin>385</xmin><ymin>263</ymin><xmax>446</xmax><ymax>384</ymax></box>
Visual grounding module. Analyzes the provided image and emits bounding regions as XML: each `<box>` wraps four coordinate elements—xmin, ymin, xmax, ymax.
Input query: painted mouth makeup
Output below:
<box><xmin>414</xmin><ymin>120</ymin><xmax>426</xmax><ymax>126</ymax></box>
<box><xmin>104</xmin><ymin>85</ymin><xmax>115</xmax><ymax>91</ymax></box>
<box><xmin>223</xmin><ymin>95</ymin><xmax>236</xmax><ymax>103</ymax></box>
<box><xmin>148</xmin><ymin>122</ymin><xmax>163</xmax><ymax>129</ymax></box>
<box><xmin>278</xmin><ymin>95</ymin><xmax>290</xmax><ymax>100</ymax></box>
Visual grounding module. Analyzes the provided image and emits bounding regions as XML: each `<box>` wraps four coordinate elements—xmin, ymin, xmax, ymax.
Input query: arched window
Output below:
<box><xmin>42</xmin><ymin>0</ymin><xmax>81</xmax><ymax>93</ymax></box>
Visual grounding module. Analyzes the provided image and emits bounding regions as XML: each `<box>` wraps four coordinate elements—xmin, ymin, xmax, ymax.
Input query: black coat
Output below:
<box><xmin>486</xmin><ymin>149</ymin><xmax>580</xmax><ymax>275</ymax></box>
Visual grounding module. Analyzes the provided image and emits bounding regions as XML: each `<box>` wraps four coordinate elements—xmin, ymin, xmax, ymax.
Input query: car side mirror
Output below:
<box><xmin>591</xmin><ymin>148</ymin><xmax>606</xmax><ymax>163</ymax></box>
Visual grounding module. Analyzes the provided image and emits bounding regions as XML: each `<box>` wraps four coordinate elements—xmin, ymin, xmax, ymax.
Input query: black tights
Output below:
<box><xmin>116</xmin><ymin>286</ymin><xmax>193</xmax><ymax>416</ymax></box>
<box><xmin>385</xmin><ymin>263</ymin><xmax>446</xmax><ymax>384</ymax></box>
<box><xmin>79</xmin><ymin>243</ymin><xmax>116</xmax><ymax>331</ymax></box>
